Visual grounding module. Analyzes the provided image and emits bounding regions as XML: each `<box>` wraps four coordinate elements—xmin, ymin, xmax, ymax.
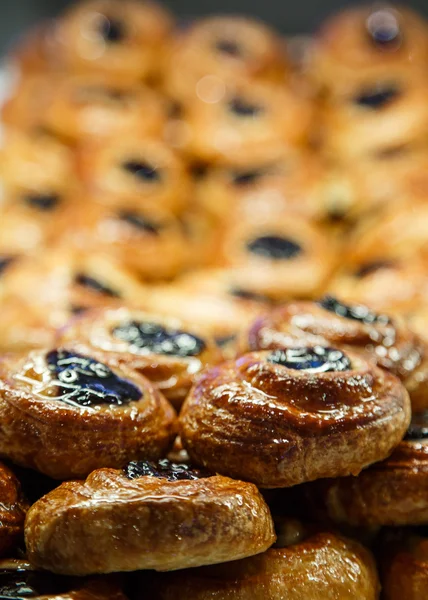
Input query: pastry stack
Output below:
<box><xmin>1</xmin><ymin>1</ymin><xmax>428</xmax><ymax>598</ymax></box>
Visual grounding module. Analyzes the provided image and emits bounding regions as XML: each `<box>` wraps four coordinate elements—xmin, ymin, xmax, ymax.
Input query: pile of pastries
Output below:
<box><xmin>2</xmin><ymin>0</ymin><xmax>428</xmax><ymax>597</ymax></box>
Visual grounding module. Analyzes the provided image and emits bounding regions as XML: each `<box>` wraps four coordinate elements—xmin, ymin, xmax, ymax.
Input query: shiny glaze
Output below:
<box><xmin>0</xmin><ymin>568</ymin><xmax>72</xmax><ymax>598</ymax></box>
<box><xmin>367</xmin><ymin>9</ymin><xmax>401</xmax><ymax>48</ymax></box>
<box><xmin>124</xmin><ymin>459</ymin><xmax>210</xmax><ymax>481</ymax></box>
<box><xmin>268</xmin><ymin>346</ymin><xmax>351</xmax><ymax>373</ymax></box>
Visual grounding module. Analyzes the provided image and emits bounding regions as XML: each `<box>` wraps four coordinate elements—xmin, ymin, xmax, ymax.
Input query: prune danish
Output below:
<box><xmin>41</xmin><ymin>75</ymin><xmax>167</xmax><ymax>145</ymax></box>
<box><xmin>311</xmin><ymin>5</ymin><xmax>428</xmax><ymax>93</ymax></box>
<box><xmin>58</xmin><ymin>307</ymin><xmax>222</xmax><ymax>407</ymax></box>
<box><xmin>243</xmin><ymin>297</ymin><xmax>428</xmax><ymax>411</ymax></box>
<box><xmin>179</xmin><ymin>348</ymin><xmax>410</xmax><ymax>488</ymax></box>
<box><xmin>24</xmin><ymin>460</ymin><xmax>275</xmax><ymax>574</ymax></box>
<box><xmin>0</xmin><ymin>463</ymin><xmax>28</xmax><ymax>556</ymax></box>
<box><xmin>0</xmin><ymin>347</ymin><xmax>176</xmax><ymax>479</ymax></box>
<box><xmin>299</xmin><ymin>412</ymin><xmax>428</xmax><ymax>527</ymax></box>
<box><xmin>0</xmin><ymin>559</ymin><xmax>126</xmax><ymax>600</ymax></box>
<box><xmin>50</xmin><ymin>0</ymin><xmax>173</xmax><ymax>84</ymax></box>
<box><xmin>178</xmin><ymin>77</ymin><xmax>314</xmax><ymax>164</ymax></box>
<box><xmin>219</xmin><ymin>214</ymin><xmax>336</xmax><ymax>300</ymax></box>
<box><xmin>66</xmin><ymin>202</ymin><xmax>190</xmax><ymax>281</ymax></box>
<box><xmin>163</xmin><ymin>15</ymin><xmax>288</xmax><ymax>103</ymax></box>
<box><xmin>379</xmin><ymin>528</ymin><xmax>428</xmax><ymax>599</ymax></box>
<box><xmin>77</xmin><ymin>135</ymin><xmax>192</xmax><ymax>216</ymax></box>
<box><xmin>149</xmin><ymin>526</ymin><xmax>379</xmax><ymax>599</ymax></box>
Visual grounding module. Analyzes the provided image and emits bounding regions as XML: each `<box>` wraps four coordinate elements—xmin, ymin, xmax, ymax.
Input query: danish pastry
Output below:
<box><xmin>0</xmin><ymin>559</ymin><xmax>127</xmax><ymax>600</ymax></box>
<box><xmin>77</xmin><ymin>135</ymin><xmax>192</xmax><ymax>216</ymax></box>
<box><xmin>25</xmin><ymin>459</ymin><xmax>275</xmax><ymax>574</ymax></box>
<box><xmin>243</xmin><ymin>297</ymin><xmax>428</xmax><ymax>411</ymax></box>
<box><xmin>50</xmin><ymin>0</ymin><xmax>173</xmax><ymax>85</ymax></box>
<box><xmin>0</xmin><ymin>347</ymin><xmax>176</xmax><ymax>478</ymax></box>
<box><xmin>219</xmin><ymin>213</ymin><xmax>336</xmax><ymax>300</ymax></box>
<box><xmin>179</xmin><ymin>347</ymin><xmax>410</xmax><ymax>488</ymax></box>
<box><xmin>41</xmin><ymin>75</ymin><xmax>167</xmax><ymax>144</ymax></box>
<box><xmin>163</xmin><ymin>15</ymin><xmax>288</xmax><ymax>103</ymax></box>
<box><xmin>149</xmin><ymin>527</ymin><xmax>379</xmax><ymax>599</ymax></box>
<box><xmin>311</xmin><ymin>5</ymin><xmax>428</xmax><ymax>93</ymax></box>
<box><xmin>58</xmin><ymin>306</ymin><xmax>222</xmax><ymax>407</ymax></box>
<box><xmin>0</xmin><ymin>463</ymin><xmax>28</xmax><ymax>557</ymax></box>
<box><xmin>379</xmin><ymin>528</ymin><xmax>428</xmax><ymax>599</ymax></box>
<box><xmin>299</xmin><ymin>411</ymin><xmax>428</xmax><ymax>527</ymax></box>
<box><xmin>178</xmin><ymin>77</ymin><xmax>314</xmax><ymax>164</ymax></box>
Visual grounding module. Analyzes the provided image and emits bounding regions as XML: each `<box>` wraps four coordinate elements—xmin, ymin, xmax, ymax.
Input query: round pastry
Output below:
<box><xmin>300</xmin><ymin>411</ymin><xmax>428</xmax><ymax>527</ymax></box>
<box><xmin>219</xmin><ymin>213</ymin><xmax>337</xmax><ymax>301</ymax></box>
<box><xmin>321</xmin><ymin>72</ymin><xmax>428</xmax><ymax>161</ymax></box>
<box><xmin>0</xmin><ymin>463</ymin><xmax>28</xmax><ymax>556</ymax></box>
<box><xmin>163</xmin><ymin>15</ymin><xmax>287</xmax><ymax>104</ymax></box>
<box><xmin>177</xmin><ymin>77</ymin><xmax>314</xmax><ymax>164</ymax></box>
<box><xmin>58</xmin><ymin>306</ymin><xmax>223</xmax><ymax>408</ymax></box>
<box><xmin>328</xmin><ymin>257</ymin><xmax>428</xmax><ymax>315</ymax></box>
<box><xmin>179</xmin><ymin>347</ymin><xmax>411</xmax><ymax>488</ymax></box>
<box><xmin>40</xmin><ymin>74</ymin><xmax>167</xmax><ymax>145</ymax></box>
<box><xmin>0</xmin><ymin>559</ymin><xmax>126</xmax><ymax>600</ymax></box>
<box><xmin>77</xmin><ymin>135</ymin><xmax>192</xmax><ymax>216</ymax></box>
<box><xmin>311</xmin><ymin>5</ymin><xmax>428</xmax><ymax>93</ymax></box>
<box><xmin>66</xmin><ymin>201</ymin><xmax>190</xmax><ymax>281</ymax></box>
<box><xmin>243</xmin><ymin>297</ymin><xmax>428</xmax><ymax>411</ymax></box>
<box><xmin>347</xmin><ymin>203</ymin><xmax>428</xmax><ymax>265</ymax></box>
<box><xmin>146</xmin><ymin>269</ymin><xmax>270</xmax><ymax>344</ymax></box>
<box><xmin>148</xmin><ymin>527</ymin><xmax>379</xmax><ymax>599</ymax></box>
<box><xmin>379</xmin><ymin>528</ymin><xmax>428</xmax><ymax>599</ymax></box>
<box><xmin>195</xmin><ymin>150</ymin><xmax>333</xmax><ymax>223</ymax></box>
<box><xmin>24</xmin><ymin>459</ymin><xmax>275</xmax><ymax>574</ymax></box>
<box><xmin>0</xmin><ymin>347</ymin><xmax>176</xmax><ymax>479</ymax></box>
<box><xmin>49</xmin><ymin>0</ymin><xmax>173</xmax><ymax>84</ymax></box>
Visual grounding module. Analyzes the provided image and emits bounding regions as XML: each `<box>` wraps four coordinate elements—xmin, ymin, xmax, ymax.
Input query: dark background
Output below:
<box><xmin>1</xmin><ymin>1</ymin><xmax>428</xmax><ymax>55</ymax></box>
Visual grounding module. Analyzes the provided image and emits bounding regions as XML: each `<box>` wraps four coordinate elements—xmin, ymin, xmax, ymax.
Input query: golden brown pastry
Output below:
<box><xmin>77</xmin><ymin>135</ymin><xmax>192</xmax><ymax>216</ymax></box>
<box><xmin>148</xmin><ymin>527</ymin><xmax>379</xmax><ymax>599</ymax></box>
<box><xmin>243</xmin><ymin>297</ymin><xmax>428</xmax><ymax>411</ymax></box>
<box><xmin>310</xmin><ymin>5</ymin><xmax>428</xmax><ymax>93</ymax></box>
<box><xmin>40</xmin><ymin>74</ymin><xmax>167</xmax><ymax>144</ymax></box>
<box><xmin>179</xmin><ymin>347</ymin><xmax>410</xmax><ymax>488</ymax></box>
<box><xmin>0</xmin><ymin>347</ymin><xmax>176</xmax><ymax>478</ymax></box>
<box><xmin>0</xmin><ymin>463</ymin><xmax>28</xmax><ymax>557</ymax></box>
<box><xmin>321</xmin><ymin>72</ymin><xmax>428</xmax><ymax>161</ymax></box>
<box><xmin>0</xmin><ymin>559</ymin><xmax>127</xmax><ymax>600</ymax></box>
<box><xmin>177</xmin><ymin>77</ymin><xmax>314</xmax><ymax>164</ymax></box>
<box><xmin>58</xmin><ymin>306</ymin><xmax>222</xmax><ymax>408</ymax></box>
<box><xmin>163</xmin><ymin>15</ymin><xmax>288</xmax><ymax>103</ymax></box>
<box><xmin>379</xmin><ymin>528</ymin><xmax>428</xmax><ymax>599</ymax></box>
<box><xmin>1</xmin><ymin>74</ymin><xmax>52</xmax><ymax>133</ymax></box>
<box><xmin>25</xmin><ymin>459</ymin><xmax>275</xmax><ymax>574</ymax></box>
<box><xmin>300</xmin><ymin>412</ymin><xmax>428</xmax><ymax>527</ymax></box>
<box><xmin>49</xmin><ymin>0</ymin><xmax>173</xmax><ymax>84</ymax></box>
<box><xmin>219</xmin><ymin>214</ymin><xmax>337</xmax><ymax>301</ymax></box>
<box><xmin>146</xmin><ymin>269</ymin><xmax>270</xmax><ymax>343</ymax></box>
<box><xmin>328</xmin><ymin>257</ymin><xmax>428</xmax><ymax>315</ymax></box>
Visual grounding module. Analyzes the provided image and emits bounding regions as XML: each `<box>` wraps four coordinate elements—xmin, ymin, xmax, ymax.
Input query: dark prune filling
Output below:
<box><xmin>46</xmin><ymin>349</ymin><xmax>141</xmax><ymax>407</ymax></box>
<box><xmin>23</xmin><ymin>193</ymin><xmax>60</xmax><ymax>211</ymax></box>
<box><xmin>118</xmin><ymin>211</ymin><xmax>161</xmax><ymax>235</ymax></box>
<box><xmin>215</xmin><ymin>334</ymin><xmax>237</xmax><ymax>348</ymax></box>
<box><xmin>319</xmin><ymin>296</ymin><xmax>391</xmax><ymax>325</ymax></box>
<box><xmin>124</xmin><ymin>459</ymin><xmax>211</xmax><ymax>482</ymax></box>
<box><xmin>231</xmin><ymin>169</ymin><xmax>263</xmax><ymax>186</ymax></box>
<box><xmin>247</xmin><ymin>235</ymin><xmax>302</xmax><ymax>260</ymax></box>
<box><xmin>228</xmin><ymin>98</ymin><xmax>264</xmax><ymax>117</ymax></box>
<box><xmin>215</xmin><ymin>39</ymin><xmax>242</xmax><ymax>56</ymax></box>
<box><xmin>268</xmin><ymin>346</ymin><xmax>351</xmax><ymax>373</ymax></box>
<box><xmin>98</xmin><ymin>16</ymin><xmax>126</xmax><ymax>43</ymax></box>
<box><xmin>229</xmin><ymin>287</ymin><xmax>269</xmax><ymax>302</ymax></box>
<box><xmin>122</xmin><ymin>160</ymin><xmax>161</xmax><ymax>182</ymax></box>
<box><xmin>354</xmin><ymin>260</ymin><xmax>395</xmax><ymax>278</ymax></box>
<box><xmin>0</xmin><ymin>257</ymin><xmax>15</xmax><ymax>277</ymax></box>
<box><xmin>74</xmin><ymin>273</ymin><xmax>121</xmax><ymax>298</ymax></box>
<box><xmin>367</xmin><ymin>11</ymin><xmax>401</xmax><ymax>47</ymax></box>
<box><xmin>0</xmin><ymin>569</ymin><xmax>74</xmax><ymax>599</ymax></box>
<box><xmin>354</xmin><ymin>85</ymin><xmax>400</xmax><ymax>109</ymax></box>
<box><xmin>112</xmin><ymin>321</ymin><xmax>206</xmax><ymax>357</ymax></box>
<box><xmin>405</xmin><ymin>413</ymin><xmax>428</xmax><ymax>441</ymax></box>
